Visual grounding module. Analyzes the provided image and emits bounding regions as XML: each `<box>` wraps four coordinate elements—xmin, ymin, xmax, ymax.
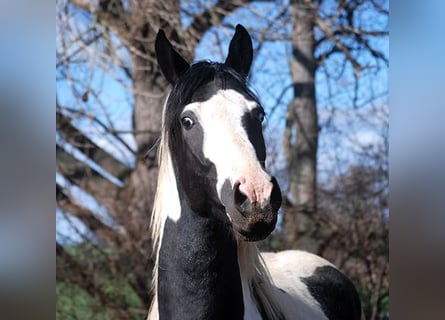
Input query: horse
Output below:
<box><xmin>147</xmin><ymin>24</ymin><xmax>362</xmax><ymax>320</ymax></box>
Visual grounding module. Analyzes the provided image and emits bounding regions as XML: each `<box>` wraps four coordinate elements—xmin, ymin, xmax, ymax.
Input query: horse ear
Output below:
<box><xmin>155</xmin><ymin>30</ymin><xmax>190</xmax><ymax>85</ymax></box>
<box><xmin>224</xmin><ymin>24</ymin><xmax>253</xmax><ymax>77</ymax></box>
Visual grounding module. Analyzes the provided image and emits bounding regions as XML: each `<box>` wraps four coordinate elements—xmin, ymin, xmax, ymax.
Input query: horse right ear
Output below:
<box><xmin>155</xmin><ymin>30</ymin><xmax>190</xmax><ymax>85</ymax></box>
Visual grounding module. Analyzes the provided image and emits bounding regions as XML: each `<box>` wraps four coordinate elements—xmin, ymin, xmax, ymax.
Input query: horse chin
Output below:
<box><xmin>236</xmin><ymin>228</ymin><xmax>274</xmax><ymax>242</ymax></box>
<box><xmin>228</xmin><ymin>206</ymin><xmax>278</xmax><ymax>242</ymax></box>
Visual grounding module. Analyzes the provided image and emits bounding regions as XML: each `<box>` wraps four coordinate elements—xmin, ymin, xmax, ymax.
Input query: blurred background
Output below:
<box><xmin>56</xmin><ymin>0</ymin><xmax>388</xmax><ymax>319</ymax></box>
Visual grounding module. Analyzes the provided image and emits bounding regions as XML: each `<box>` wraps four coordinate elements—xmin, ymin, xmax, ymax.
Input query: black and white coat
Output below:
<box><xmin>147</xmin><ymin>25</ymin><xmax>362</xmax><ymax>320</ymax></box>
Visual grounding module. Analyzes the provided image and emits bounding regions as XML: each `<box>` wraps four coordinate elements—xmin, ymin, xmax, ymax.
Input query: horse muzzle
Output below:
<box><xmin>228</xmin><ymin>177</ymin><xmax>281</xmax><ymax>241</ymax></box>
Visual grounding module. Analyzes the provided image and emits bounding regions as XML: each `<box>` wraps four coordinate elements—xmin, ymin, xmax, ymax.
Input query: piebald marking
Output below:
<box><xmin>184</xmin><ymin>89</ymin><xmax>272</xmax><ymax>207</ymax></box>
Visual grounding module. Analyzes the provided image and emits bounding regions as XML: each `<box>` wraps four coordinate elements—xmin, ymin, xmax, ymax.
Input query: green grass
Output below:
<box><xmin>57</xmin><ymin>282</ymin><xmax>107</xmax><ymax>320</ymax></box>
<box><xmin>57</xmin><ymin>243</ymin><xmax>145</xmax><ymax>319</ymax></box>
<box><xmin>57</xmin><ymin>278</ymin><xmax>144</xmax><ymax>320</ymax></box>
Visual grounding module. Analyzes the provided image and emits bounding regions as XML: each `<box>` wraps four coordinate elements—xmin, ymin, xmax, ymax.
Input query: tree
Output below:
<box><xmin>283</xmin><ymin>0</ymin><xmax>388</xmax><ymax>247</ymax></box>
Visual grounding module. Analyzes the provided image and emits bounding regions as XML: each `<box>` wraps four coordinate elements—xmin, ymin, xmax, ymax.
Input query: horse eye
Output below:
<box><xmin>254</xmin><ymin>109</ymin><xmax>265</xmax><ymax>123</ymax></box>
<box><xmin>258</xmin><ymin>112</ymin><xmax>265</xmax><ymax>123</ymax></box>
<box><xmin>181</xmin><ymin>116</ymin><xmax>194</xmax><ymax>130</ymax></box>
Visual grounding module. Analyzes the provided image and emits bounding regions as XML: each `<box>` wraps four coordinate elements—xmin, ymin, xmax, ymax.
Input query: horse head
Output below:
<box><xmin>155</xmin><ymin>25</ymin><xmax>281</xmax><ymax>241</ymax></box>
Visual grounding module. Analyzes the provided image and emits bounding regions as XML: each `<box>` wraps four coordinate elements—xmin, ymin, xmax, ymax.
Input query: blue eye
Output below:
<box><xmin>181</xmin><ymin>116</ymin><xmax>194</xmax><ymax>130</ymax></box>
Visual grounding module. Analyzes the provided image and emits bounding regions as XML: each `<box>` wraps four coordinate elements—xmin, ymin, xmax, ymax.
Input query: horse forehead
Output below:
<box><xmin>184</xmin><ymin>89</ymin><xmax>257</xmax><ymax>119</ymax></box>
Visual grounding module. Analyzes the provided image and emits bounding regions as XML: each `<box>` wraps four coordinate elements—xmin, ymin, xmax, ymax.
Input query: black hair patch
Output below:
<box><xmin>300</xmin><ymin>266</ymin><xmax>362</xmax><ymax>320</ymax></box>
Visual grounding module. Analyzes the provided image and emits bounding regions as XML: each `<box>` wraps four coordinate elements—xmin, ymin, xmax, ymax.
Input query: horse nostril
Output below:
<box><xmin>270</xmin><ymin>177</ymin><xmax>282</xmax><ymax>211</ymax></box>
<box><xmin>233</xmin><ymin>181</ymin><xmax>249</xmax><ymax>215</ymax></box>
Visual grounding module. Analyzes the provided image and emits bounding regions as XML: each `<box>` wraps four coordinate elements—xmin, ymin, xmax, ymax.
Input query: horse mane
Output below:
<box><xmin>148</xmin><ymin>63</ymin><xmax>283</xmax><ymax>320</ymax></box>
<box><xmin>147</xmin><ymin>93</ymin><xmax>180</xmax><ymax>320</ymax></box>
<box><xmin>238</xmin><ymin>241</ymin><xmax>285</xmax><ymax>319</ymax></box>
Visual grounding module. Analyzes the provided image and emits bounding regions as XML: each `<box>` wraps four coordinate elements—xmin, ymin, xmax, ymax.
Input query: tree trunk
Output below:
<box><xmin>284</xmin><ymin>0</ymin><xmax>318</xmax><ymax>248</ymax></box>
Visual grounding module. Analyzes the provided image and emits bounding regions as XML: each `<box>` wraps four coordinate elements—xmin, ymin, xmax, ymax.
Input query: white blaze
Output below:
<box><xmin>183</xmin><ymin>89</ymin><xmax>271</xmax><ymax>206</ymax></box>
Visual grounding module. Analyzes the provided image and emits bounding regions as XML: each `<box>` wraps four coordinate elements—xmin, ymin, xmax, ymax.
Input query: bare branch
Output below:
<box><xmin>69</xmin><ymin>0</ymin><xmax>131</xmax><ymax>42</ymax></box>
<box><xmin>68</xmin><ymin>0</ymin><xmax>95</xmax><ymax>12</ymax></box>
<box><xmin>316</xmin><ymin>28</ymin><xmax>388</xmax><ymax>48</ymax></box>
<box><xmin>56</xmin><ymin>145</ymin><xmax>120</xmax><ymax>212</ymax></box>
<box><xmin>57</xmin><ymin>111</ymin><xmax>131</xmax><ymax>180</ymax></box>
<box><xmin>57</xmin><ymin>184</ymin><xmax>121</xmax><ymax>245</ymax></box>
<box><xmin>187</xmin><ymin>0</ymin><xmax>252</xmax><ymax>41</ymax></box>
<box><xmin>57</xmin><ymin>104</ymin><xmax>136</xmax><ymax>156</ymax></box>
<box><xmin>56</xmin><ymin>28</ymin><xmax>102</xmax><ymax>68</ymax></box>
<box><xmin>314</xmin><ymin>16</ymin><xmax>364</xmax><ymax>77</ymax></box>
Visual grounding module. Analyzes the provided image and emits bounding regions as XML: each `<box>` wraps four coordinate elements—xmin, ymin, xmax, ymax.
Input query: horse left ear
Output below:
<box><xmin>224</xmin><ymin>24</ymin><xmax>253</xmax><ymax>78</ymax></box>
<box><xmin>155</xmin><ymin>30</ymin><xmax>190</xmax><ymax>85</ymax></box>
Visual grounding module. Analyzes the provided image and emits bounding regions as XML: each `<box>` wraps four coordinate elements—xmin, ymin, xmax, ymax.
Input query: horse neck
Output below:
<box><xmin>151</xmin><ymin>142</ymin><xmax>243</xmax><ymax>319</ymax></box>
<box><xmin>156</xmin><ymin>203</ymin><xmax>244</xmax><ymax>320</ymax></box>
